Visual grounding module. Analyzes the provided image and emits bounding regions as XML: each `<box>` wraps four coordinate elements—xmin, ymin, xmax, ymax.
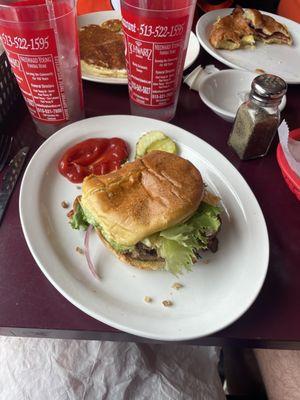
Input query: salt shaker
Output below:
<box><xmin>228</xmin><ymin>74</ymin><xmax>287</xmax><ymax>160</ymax></box>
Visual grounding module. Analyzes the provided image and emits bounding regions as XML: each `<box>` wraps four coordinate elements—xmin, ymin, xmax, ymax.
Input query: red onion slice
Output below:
<box><xmin>84</xmin><ymin>225</ymin><xmax>100</xmax><ymax>280</ymax></box>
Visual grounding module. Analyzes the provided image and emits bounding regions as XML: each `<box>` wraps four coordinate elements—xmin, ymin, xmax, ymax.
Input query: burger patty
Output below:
<box><xmin>124</xmin><ymin>242</ymin><xmax>164</xmax><ymax>262</ymax></box>
<box><xmin>124</xmin><ymin>236</ymin><xmax>219</xmax><ymax>262</ymax></box>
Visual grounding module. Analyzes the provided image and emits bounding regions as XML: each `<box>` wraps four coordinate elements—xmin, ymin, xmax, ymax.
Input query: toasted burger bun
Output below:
<box><xmin>96</xmin><ymin>229</ymin><xmax>165</xmax><ymax>271</ymax></box>
<box><xmin>81</xmin><ymin>151</ymin><xmax>204</xmax><ymax>246</ymax></box>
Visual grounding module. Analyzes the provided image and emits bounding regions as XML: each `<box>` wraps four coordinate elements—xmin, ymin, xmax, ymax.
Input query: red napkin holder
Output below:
<box><xmin>277</xmin><ymin>128</ymin><xmax>300</xmax><ymax>201</ymax></box>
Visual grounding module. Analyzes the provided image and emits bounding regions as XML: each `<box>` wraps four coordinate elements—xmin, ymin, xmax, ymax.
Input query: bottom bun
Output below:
<box><xmin>96</xmin><ymin>229</ymin><xmax>165</xmax><ymax>271</ymax></box>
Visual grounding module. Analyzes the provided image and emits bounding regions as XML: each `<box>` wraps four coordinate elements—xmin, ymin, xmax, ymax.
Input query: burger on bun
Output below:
<box><xmin>70</xmin><ymin>151</ymin><xmax>222</xmax><ymax>275</ymax></box>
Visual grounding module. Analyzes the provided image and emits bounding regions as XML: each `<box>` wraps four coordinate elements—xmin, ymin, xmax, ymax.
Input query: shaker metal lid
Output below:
<box><xmin>251</xmin><ymin>74</ymin><xmax>287</xmax><ymax>101</ymax></box>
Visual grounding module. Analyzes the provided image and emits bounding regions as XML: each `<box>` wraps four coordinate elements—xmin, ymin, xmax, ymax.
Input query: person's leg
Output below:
<box><xmin>254</xmin><ymin>349</ymin><xmax>300</xmax><ymax>400</ymax></box>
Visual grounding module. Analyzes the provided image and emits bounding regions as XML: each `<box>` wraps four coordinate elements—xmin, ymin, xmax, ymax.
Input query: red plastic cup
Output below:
<box><xmin>0</xmin><ymin>0</ymin><xmax>84</xmax><ymax>138</ymax></box>
<box><xmin>121</xmin><ymin>0</ymin><xmax>197</xmax><ymax>122</ymax></box>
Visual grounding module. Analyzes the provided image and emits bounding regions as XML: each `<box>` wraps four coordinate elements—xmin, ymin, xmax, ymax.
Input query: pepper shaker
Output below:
<box><xmin>228</xmin><ymin>74</ymin><xmax>287</xmax><ymax>160</ymax></box>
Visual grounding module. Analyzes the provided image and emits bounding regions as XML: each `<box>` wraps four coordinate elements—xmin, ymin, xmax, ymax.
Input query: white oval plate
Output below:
<box><xmin>19</xmin><ymin>115</ymin><xmax>269</xmax><ymax>341</ymax></box>
<box><xmin>78</xmin><ymin>11</ymin><xmax>200</xmax><ymax>85</ymax></box>
<box><xmin>196</xmin><ymin>8</ymin><xmax>300</xmax><ymax>84</ymax></box>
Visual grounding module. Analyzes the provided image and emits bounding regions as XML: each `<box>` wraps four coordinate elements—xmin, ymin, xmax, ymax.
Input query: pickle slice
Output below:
<box><xmin>135</xmin><ymin>131</ymin><xmax>177</xmax><ymax>158</ymax></box>
<box><xmin>147</xmin><ymin>138</ymin><xmax>177</xmax><ymax>154</ymax></box>
<box><xmin>135</xmin><ymin>131</ymin><xmax>166</xmax><ymax>158</ymax></box>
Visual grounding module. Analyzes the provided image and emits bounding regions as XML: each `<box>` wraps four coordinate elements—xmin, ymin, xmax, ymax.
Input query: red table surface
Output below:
<box><xmin>1</xmin><ymin>50</ymin><xmax>300</xmax><ymax>349</ymax></box>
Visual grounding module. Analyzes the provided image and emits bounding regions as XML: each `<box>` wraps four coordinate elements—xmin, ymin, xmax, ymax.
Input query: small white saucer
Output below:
<box><xmin>198</xmin><ymin>69</ymin><xmax>286</xmax><ymax>122</ymax></box>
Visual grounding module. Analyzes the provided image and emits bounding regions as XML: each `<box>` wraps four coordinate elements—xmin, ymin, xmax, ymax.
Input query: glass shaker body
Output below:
<box><xmin>228</xmin><ymin>74</ymin><xmax>287</xmax><ymax>160</ymax></box>
<box><xmin>228</xmin><ymin>97</ymin><xmax>281</xmax><ymax>160</ymax></box>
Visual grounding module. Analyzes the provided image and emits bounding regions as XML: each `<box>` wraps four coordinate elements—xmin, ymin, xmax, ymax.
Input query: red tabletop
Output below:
<box><xmin>1</xmin><ymin>49</ymin><xmax>300</xmax><ymax>348</ymax></box>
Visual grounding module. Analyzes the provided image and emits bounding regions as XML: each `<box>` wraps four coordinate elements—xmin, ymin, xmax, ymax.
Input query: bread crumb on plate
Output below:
<box><xmin>162</xmin><ymin>300</ymin><xmax>173</xmax><ymax>307</ymax></box>
<box><xmin>61</xmin><ymin>201</ymin><xmax>69</xmax><ymax>208</ymax></box>
<box><xmin>144</xmin><ymin>296</ymin><xmax>152</xmax><ymax>303</ymax></box>
<box><xmin>172</xmin><ymin>282</ymin><xmax>183</xmax><ymax>290</ymax></box>
<box><xmin>76</xmin><ymin>246</ymin><xmax>84</xmax><ymax>254</ymax></box>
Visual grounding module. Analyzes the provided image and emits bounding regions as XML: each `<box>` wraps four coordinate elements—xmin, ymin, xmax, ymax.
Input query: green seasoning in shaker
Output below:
<box><xmin>228</xmin><ymin>74</ymin><xmax>287</xmax><ymax>160</ymax></box>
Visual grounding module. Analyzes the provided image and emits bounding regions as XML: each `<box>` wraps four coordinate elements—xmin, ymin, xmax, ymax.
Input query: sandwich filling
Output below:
<box><xmin>71</xmin><ymin>198</ymin><xmax>221</xmax><ymax>275</ymax></box>
<box><xmin>210</xmin><ymin>6</ymin><xmax>292</xmax><ymax>50</ymax></box>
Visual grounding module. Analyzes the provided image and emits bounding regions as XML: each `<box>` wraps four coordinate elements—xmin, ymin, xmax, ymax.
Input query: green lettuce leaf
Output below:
<box><xmin>70</xmin><ymin>203</ymin><xmax>89</xmax><ymax>230</ymax></box>
<box><xmin>148</xmin><ymin>202</ymin><xmax>221</xmax><ymax>275</ymax></box>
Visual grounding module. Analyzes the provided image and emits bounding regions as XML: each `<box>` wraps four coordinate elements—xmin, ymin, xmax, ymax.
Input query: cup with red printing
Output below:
<box><xmin>0</xmin><ymin>0</ymin><xmax>84</xmax><ymax>138</ymax></box>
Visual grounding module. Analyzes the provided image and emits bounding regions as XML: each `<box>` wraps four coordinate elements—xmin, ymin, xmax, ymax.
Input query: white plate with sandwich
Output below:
<box><xmin>78</xmin><ymin>11</ymin><xmax>200</xmax><ymax>85</ymax></box>
<box><xmin>19</xmin><ymin>115</ymin><xmax>269</xmax><ymax>341</ymax></box>
<box><xmin>196</xmin><ymin>8</ymin><xmax>300</xmax><ymax>84</ymax></box>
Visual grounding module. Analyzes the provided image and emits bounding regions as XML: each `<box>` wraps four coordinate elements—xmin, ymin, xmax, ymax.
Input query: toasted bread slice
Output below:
<box><xmin>244</xmin><ymin>9</ymin><xmax>292</xmax><ymax>46</ymax></box>
<box><xmin>209</xmin><ymin>7</ymin><xmax>255</xmax><ymax>50</ymax></box>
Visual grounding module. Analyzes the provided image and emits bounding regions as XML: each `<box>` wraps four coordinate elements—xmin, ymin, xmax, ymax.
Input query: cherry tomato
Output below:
<box><xmin>58</xmin><ymin>138</ymin><xmax>129</xmax><ymax>183</ymax></box>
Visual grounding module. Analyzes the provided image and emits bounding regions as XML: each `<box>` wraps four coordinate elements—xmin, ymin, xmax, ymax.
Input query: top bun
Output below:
<box><xmin>81</xmin><ymin>151</ymin><xmax>203</xmax><ymax>246</ymax></box>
